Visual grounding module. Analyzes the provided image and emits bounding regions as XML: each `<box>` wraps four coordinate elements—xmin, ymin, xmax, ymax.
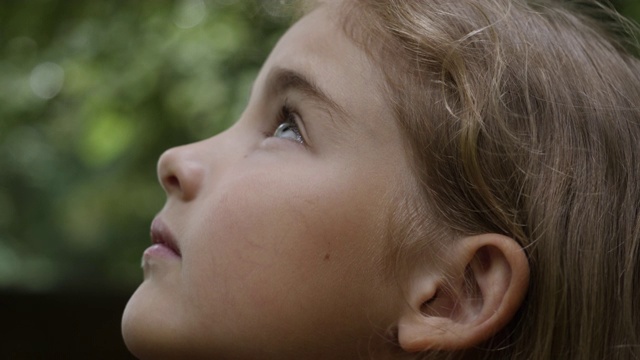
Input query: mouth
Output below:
<box><xmin>150</xmin><ymin>217</ymin><xmax>181</xmax><ymax>257</ymax></box>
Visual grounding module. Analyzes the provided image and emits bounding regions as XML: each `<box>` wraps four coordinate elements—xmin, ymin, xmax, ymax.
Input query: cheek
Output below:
<box><xmin>181</xmin><ymin>165</ymin><xmax>389</xmax><ymax>338</ymax></box>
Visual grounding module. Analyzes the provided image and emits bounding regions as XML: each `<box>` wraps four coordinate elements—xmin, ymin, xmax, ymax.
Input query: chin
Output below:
<box><xmin>122</xmin><ymin>288</ymin><xmax>155</xmax><ymax>359</ymax></box>
<box><xmin>122</xmin><ymin>286</ymin><xmax>180</xmax><ymax>359</ymax></box>
<box><xmin>122</xmin><ymin>284</ymin><xmax>225</xmax><ymax>360</ymax></box>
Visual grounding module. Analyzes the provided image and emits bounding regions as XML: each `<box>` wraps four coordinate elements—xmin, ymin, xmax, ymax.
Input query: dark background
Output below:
<box><xmin>1</xmin><ymin>0</ymin><xmax>638</xmax><ymax>358</ymax></box>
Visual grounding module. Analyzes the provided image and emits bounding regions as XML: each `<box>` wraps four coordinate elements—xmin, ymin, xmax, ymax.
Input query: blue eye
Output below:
<box><xmin>273</xmin><ymin>105</ymin><xmax>304</xmax><ymax>144</ymax></box>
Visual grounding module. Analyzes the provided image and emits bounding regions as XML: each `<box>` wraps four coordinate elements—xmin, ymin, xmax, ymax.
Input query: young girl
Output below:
<box><xmin>122</xmin><ymin>0</ymin><xmax>640</xmax><ymax>359</ymax></box>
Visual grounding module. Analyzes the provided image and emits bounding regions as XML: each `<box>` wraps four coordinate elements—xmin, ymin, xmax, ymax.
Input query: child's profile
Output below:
<box><xmin>121</xmin><ymin>0</ymin><xmax>640</xmax><ymax>359</ymax></box>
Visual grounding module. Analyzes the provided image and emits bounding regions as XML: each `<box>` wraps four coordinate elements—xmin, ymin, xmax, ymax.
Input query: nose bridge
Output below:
<box><xmin>157</xmin><ymin>141</ymin><xmax>207</xmax><ymax>202</ymax></box>
<box><xmin>157</xmin><ymin>124</ymin><xmax>250</xmax><ymax>202</ymax></box>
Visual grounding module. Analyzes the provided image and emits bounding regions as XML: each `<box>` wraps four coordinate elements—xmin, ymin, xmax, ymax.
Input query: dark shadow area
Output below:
<box><xmin>0</xmin><ymin>291</ymin><xmax>135</xmax><ymax>359</ymax></box>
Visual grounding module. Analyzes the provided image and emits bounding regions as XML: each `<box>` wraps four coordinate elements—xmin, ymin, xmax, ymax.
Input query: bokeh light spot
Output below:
<box><xmin>79</xmin><ymin>112</ymin><xmax>136</xmax><ymax>167</ymax></box>
<box><xmin>174</xmin><ymin>0</ymin><xmax>207</xmax><ymax>29</ymax></box>
<box><xmin>29</xmin><ymin>62</ymin><xmax>65</xmax><ymax>99</ymax></box>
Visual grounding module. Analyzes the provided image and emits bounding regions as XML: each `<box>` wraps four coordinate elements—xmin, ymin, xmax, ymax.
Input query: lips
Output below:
<box><xmin>150</xmin><ymin>217</ymin><xmax>181</xmax><ymax>257</ymax></box>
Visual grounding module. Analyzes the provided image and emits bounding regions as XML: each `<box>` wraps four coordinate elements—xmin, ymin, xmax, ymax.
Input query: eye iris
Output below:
<box><xmin>274</xmin><ymin>122</ymin><xmax>290</xmax><ymax>136</ymax></box>
<box><xmin>274</xmin><ymin>122</ymin><xmax>302</xmax><ymax>143</ymax></box>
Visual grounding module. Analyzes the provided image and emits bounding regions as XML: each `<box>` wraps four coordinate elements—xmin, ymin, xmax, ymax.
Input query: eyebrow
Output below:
<box><xmin>265</xmin><ymin>67</ymin><xmax>349</xmax><ymax>119</ymax></box>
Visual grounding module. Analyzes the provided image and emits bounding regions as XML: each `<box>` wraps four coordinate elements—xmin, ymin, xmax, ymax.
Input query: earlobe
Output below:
<box><xmin>397</xmin><ymin>234</ymin><xmax>530</xmax><ymax>353</ymax></box>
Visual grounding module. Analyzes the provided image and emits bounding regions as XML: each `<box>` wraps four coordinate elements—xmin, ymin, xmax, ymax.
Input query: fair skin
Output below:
<box><xmin>122</xmin><ymin>3</ymin><xmax>411</xmax><ymax>359</ymax></box>
<box><xmin>122</xmin><ymin>2</ymin><xmax>530</xmax><ymax>359</ymax></box>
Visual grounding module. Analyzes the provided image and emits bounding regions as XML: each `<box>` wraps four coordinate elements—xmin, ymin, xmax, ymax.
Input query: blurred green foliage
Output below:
<box><xmin>1</xmin><ymin>0</ymin><xmax>639</xmax><ymax>293</ymax></box>
<box><xmin>0</xmin><ymin>0</ymin><xmax>292</xmax><ymax>292</ymax></box>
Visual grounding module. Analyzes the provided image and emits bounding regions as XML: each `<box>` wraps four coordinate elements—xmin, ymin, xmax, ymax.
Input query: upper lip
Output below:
<box><xmin>150</xmin><ymin>216</ymin><xmax>181</xmax><ymax>257</ymax></box>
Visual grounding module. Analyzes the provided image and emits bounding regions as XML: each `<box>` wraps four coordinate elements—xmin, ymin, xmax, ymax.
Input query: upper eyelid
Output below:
<box><xmin>280</xmin><ymin>103</ymin><xmax>308</xmax><ymax>144</ymax></box>
<box><xmin>265</xmin><ymin>67</ymin><xmax>349</xmax><ymax>123</ymax></box>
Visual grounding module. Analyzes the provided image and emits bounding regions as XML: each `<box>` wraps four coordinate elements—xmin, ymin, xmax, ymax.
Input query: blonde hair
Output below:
<box><xmin>332</xmin><ymin>0</ymin><xmax>640</xmax><ymax>359</ymax></box>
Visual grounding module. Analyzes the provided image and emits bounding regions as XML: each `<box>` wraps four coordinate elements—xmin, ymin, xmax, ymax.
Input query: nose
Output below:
<box><xmin>157</xmin><ymin>144</ymin><xmax>205</xmax><ymax>202</ymax></box>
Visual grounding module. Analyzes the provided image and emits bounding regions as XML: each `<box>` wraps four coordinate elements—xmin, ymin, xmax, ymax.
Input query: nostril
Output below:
<box><xmin>165</xmin><ymin>174</ymin><xmax>180</xmax><ymax>190</ymax></box>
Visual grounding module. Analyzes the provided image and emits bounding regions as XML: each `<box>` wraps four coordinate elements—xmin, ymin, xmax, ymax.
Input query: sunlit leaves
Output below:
<box><xmin>0</xmin><ymin>0</ymin><xmax>291</xmax><ymax>292</ymax></box>
<box><xmin>78</xmin><ymin>112</ymin><xmax>137</xmax><ymax>167</ymax></box>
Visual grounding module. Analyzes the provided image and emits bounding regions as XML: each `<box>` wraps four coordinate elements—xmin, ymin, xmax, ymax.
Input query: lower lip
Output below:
<box><xmin>143</xmin><ymin>243</ymin><xmax>181</xmax><ymax>261</ymax></box>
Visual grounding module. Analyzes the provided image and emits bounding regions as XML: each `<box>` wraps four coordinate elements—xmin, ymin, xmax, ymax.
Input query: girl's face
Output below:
<box><xmin>123</xmin><ymin>3</ymin><xmax>413</xmax><ymax>359</ymax></box>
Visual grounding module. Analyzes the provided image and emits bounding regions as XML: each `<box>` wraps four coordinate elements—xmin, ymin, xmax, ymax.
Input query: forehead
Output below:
<box><xmin>255</xmin><ymin>3</ymin><xmax>396</xmax><ymax>141</ymax></box>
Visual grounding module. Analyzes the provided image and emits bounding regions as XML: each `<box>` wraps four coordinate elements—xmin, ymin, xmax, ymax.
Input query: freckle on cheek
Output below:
<box><xmin>324</xmin><ymin>253</ymin><xmax>330</xmax><ymax>261</ymax></box>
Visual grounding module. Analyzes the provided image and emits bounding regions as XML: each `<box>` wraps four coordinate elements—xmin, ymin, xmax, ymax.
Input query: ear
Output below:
<box><xmin>397</xmin><ymin>234</ymin><xmax>529</xmax><ymax>352</ymax></box>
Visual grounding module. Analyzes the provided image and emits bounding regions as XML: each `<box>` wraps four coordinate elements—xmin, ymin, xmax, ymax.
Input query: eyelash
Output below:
<box><xmin>270</xmin><ymin>102</ymin><xmax>305</xmax><ymax>145</ymax></box>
